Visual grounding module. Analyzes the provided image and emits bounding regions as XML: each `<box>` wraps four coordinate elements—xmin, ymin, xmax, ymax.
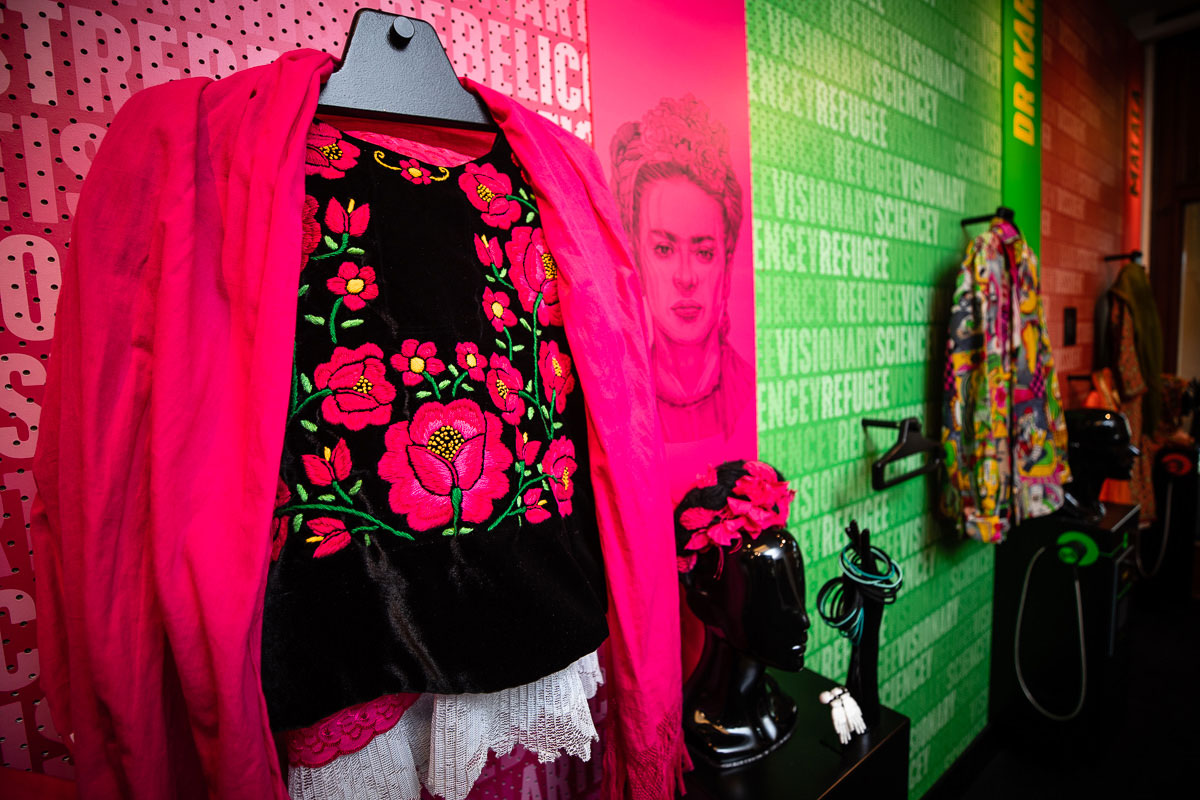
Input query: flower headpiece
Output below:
<box><xmin>676</xmin><ymin>460</ymin><xmax>796</xmax><ymax>576</ymax></box>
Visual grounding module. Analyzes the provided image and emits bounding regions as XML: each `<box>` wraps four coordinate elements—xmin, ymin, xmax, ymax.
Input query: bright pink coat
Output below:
<box><xmin>31</xmin><ymin>49</ymin><xmax>684</xmax><ymax>799</ymax></box>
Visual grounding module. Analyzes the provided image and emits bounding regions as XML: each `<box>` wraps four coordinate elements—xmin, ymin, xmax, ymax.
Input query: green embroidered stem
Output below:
<box><xmin>451</xmin><ymin>486</ymin><xmax>463</xmax><ymax>535</ymax></box>
<box><xmin>290</xmin><ymin>345</ymin><xmax>300</xmax><ymax>415</ymax></box>
<box><xmin>452</xmin><ymin>371</ymin><xmax>469</xmax><ymax>396</ymax></box>
<box><xmin>288</xmin><ymin>389</ymin><xmax>332</xmax><ymax>424</ymax></box>
<box><xmin>333</xmin><ymin>481</ymin><xmax>355</xmax><ymax>506</ymax></box>
<box><xmin>506</xmin><ymin>194</ymin><xmax>538</xmax><ymax>216</ymax></box>
<box><xmin>423</xmin><ymin>371</ymin><xmax>443</xmax><ymax>399</ymax></box>
<box><xmin>488</xmin><ymin>474</ymin><xmax>550</xmax><ymax>530</ymax></box>
<box><xmin>517</xmin><ymin>390</ymin><xmax>552</xmax><ymax>439</ymax></box>
<box><xmin>277</xmin><ymin>502</ymin><xmax>413</xmax><ymax>540</ymax></box>
<box><xmin>481</xmin><ymin>234</ymin><xmax>514</xmax><ymax>289</ymax></box>
<box><xmin>549</xmin><ymin>388</ymin><xmax>557</xmax><ymax>430</ymax></box>
<box><xmin>328</xmin><ymin>296</ymin><xmax>344</xmax><ymax>345</ymax></box>
<box><xmin>310</xmin><ymin>232</ymin><xmax>350</xmax><ymax>261</ymax></box>
<box><xmin>531</xmin><ymin>293</ymin><xmax>543</xmax><ymax>423</ymax></box>
<box><xmin>504</xmin><ymin>327</ymin><xmax>514</xmax><ymax>359</ymax></box>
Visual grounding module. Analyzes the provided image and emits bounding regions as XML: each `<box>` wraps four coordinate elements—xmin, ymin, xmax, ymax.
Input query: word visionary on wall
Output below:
<box><xmin>748</xmin><ymin>0</ymin><xmax>1003</xmax><ymax>796</ymax></box>
<box><xmin>0</xmin><ymin>3</ymin><xmax>601</xmax><ymax>797</ymax></box>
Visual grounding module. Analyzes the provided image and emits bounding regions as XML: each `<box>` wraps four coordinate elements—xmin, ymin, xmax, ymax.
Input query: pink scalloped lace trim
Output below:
<box><xmin>285</xmin><ymin>693</ymin><xmax>421</xmax><ymax>768</ymax></box>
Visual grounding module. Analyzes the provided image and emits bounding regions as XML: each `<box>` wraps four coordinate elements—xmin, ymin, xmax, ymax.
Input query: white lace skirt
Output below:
<box><xmin>287</xmin><ymin>650</ymin><xmax>603</xmax><ymax>800</ymax></box>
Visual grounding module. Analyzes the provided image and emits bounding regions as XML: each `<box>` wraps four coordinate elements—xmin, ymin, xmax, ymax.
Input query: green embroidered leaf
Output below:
<box><xmin>448</xmin><ymin>364</ymin><xmax>459</xmax><ymax>376</ymax></box>
<box><xmin>540</xmin><ymin>404</ymin><xmax>550</xmax><ymax>417</ymax></box>
<box><xmin>459</xmin><ymin>526</ymin><xmax>473</xmax><ymax>534</ymax></box>
<box><xmin>300</xmin><ymin>419</ymin><xmax>319</xmax><ymax>433</ymax></box>
<box><xmin>526</xmin><ymin>406</ymin><xmax>535</xmax><ymax>420</ymax></box>
<box><xmin>345</xmin><ymin>246</ymin><xmax>365</xmax><ymax>255</ymax></box>
<box><xmin>304</xmin><ymin>314</ymin><xmax>326</xmax><ymax>325</ymax></box>
<box><xmin>340</xmin><ymin>319</ymin><xmax>365</xmax><ymax>329</ymax></box>
<box><xmin>524</xmin><ymin>211</ymin><xmax>535</xmax><ymax>223</ymax></box>
<box><xmin>442</xmin><ymin>528</ymin><xmax>455</xmax><ymax>536</ymax></box>
<box><xmin>523</xmin><ymin>467</ymin><xmax>532</xmax><ymax>476</ymax></box>
<box><xmin>518</xmin><ymin>187</ymin><xmax>529</xmax><ymax>199</ymax></box>
<box><xmin>416</xmin><ymin>390</ymin><xmax>433</xmax><ymax>398</ymax></box>
<box><xmin>316</xmin><ymin>493</ymin><xmax>336</xmax><ymax>502</ymax></box>
<box><xmin>323</xmin><ymin>235</ymin><xmax>339</xmax><ymax>249</ymax></box>
<box><xmin>494</xmin><ymin>339</ymin><xmax>506</xmax><ymax>349</ymax></box>
<box><xmin>524</xmin><ymin>380</ymin><xmax>533</xmax><ymax>391</ymax></box>
<box><xmin>462</xmin><ymin>383</ymin><xmax>475</xmax><ymax>392</ymax></box>
<box><xmin>438</xmin><ymin>379</ymin><xmax>451</xmax><ymax>389</ymax></box>
<box><xmin>292</xmin><ymin>514</ymin><xmax>304</xmax><ymax>533</ymax></box>
<box><xmin>512</xmin><ymin>344</ymin><xmax>525</xmax><ymax>352</ymax></box>
<box><xmin>519</xmin><ymin>318</ymin><xmax>532</xmax><ymax>331</ymax></box>
<box><xmin>298</xmin><ymin>284</ymin><xmax>310</xmax><ymax>297</ymax></box>
<box><xmin>363</xmin><ymin>533</ymin><xmax>372</xmax><ymax>546</ymax></box>
<box><xmin>295</xmin><ymin>484</ymin><xmax>309</xmax><ymax>502</ymax></box>
<box><xmin>348</xmin><ymin>479</ymin><xmax>363</xmax><ymax>496</ymax></box>
<box><xmin>553</xmin><ymin>421</ymin><xmax>562</xmax><ymax>430</ymax></box>
<box><xmin>300</xmin><ymin>374</ymin><xmax>314</xmax><ymax>394</ymax></box>
<box><xmin>485</xmin><ymin>274</ymin><xmax>496</xmax><ymax>283</ymax></box>
<box><xmin>499</xmin><ymin>268</ymin><xmax>508</xmax><ymax>278</ymax></box>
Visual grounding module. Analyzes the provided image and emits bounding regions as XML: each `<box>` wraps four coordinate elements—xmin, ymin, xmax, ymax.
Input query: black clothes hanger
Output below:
<box><xmin>960</xmin><ymin>205</ymin><xmax>1017</xmax><ymax>230</ymax></box>
<box><xmin>861</xmin><ymin>418</ymin><xmax>945</xmax><ymax>491</ymax></box>
<box><xmin>1102</xmin><ymin>249</ymin><xmax>1144</xmax><ymax>266</ymax></box>
<box><xmin>317</xmin><ymin>10</ymin><xmax>497</xmax><ymax>130</ymax></box>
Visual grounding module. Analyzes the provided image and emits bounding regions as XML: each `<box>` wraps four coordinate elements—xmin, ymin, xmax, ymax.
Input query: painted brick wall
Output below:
<box><xmin>1040</xmin><ymin>0</ymin><xmax>1140</xmax><ymax>401</ymax></box>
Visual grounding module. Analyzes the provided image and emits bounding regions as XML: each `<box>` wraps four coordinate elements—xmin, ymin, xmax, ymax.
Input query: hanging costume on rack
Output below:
<box><xmin>941</xmin><ymin>219</ymin><xmax>1071</xmax><ymax>543</ymax></box>
<box><xmin>31</xmin><ymin>49</ymin><xmax>685</xmax><ymax>800</ymax></box>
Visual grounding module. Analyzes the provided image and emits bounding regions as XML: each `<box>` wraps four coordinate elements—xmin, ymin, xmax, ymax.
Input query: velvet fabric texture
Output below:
<box><xmin>31</xmin><ymin>50</ymin><xmax>684</xmax><ymax>800</ymax></box>
<box><xmin>264</xmin><ymin>121</ymin><xmax>608</xmax><ymax>728</ymax></box>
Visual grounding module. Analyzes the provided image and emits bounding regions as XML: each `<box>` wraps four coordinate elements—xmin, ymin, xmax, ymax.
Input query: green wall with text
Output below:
<box><xmin>748</xmin><ymin>1</ymin><xmax>1003</xmax><ymax>795</ymax></box>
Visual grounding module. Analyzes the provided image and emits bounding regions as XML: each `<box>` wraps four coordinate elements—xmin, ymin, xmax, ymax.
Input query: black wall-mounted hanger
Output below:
<box><xmin>1102</xmin><ymin>249</ymin><xmax>1143</xmax><ymax>265</ymax></box>
<box><xmin>861</xmin><ymin>418</ymin><xmax>945</xmax><ymax>491</ymax></box>
<box><xmin>961</xmin><ymin>206</ymin><xmax>1016</xmax><ymax>229</ymax></box>
<box><xmin>317</xmin><ymin>10</ymin><xmax>496</xmax><ymax>130</ymax></box>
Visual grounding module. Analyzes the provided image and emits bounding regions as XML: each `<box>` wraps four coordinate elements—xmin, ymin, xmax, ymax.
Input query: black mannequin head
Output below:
<box><xmin>674</xmin><ymin>459</ymin><xmax>809</xmax><ymax>767</ymax></box>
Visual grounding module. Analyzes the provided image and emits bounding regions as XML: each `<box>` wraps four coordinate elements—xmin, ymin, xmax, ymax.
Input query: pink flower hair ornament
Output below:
<box><xmin>675</xmin><ymin>459</ymin><xmax>796</xmax><ymax>577</ymax></box>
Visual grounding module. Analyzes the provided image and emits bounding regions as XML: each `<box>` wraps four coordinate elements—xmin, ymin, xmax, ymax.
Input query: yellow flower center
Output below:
<box><xmin>540</xmin><ymin>252</ymin><xmax>558</xmax><ymax>279</ymax></box>
<box><xmin>476</xmin><ymin>183</ymin><xmax>496</xmax><ymax>203</ymax></box>
<box><xmin>320</xmin><ymin>143</ymin><xmax>343</xmax><ymax>161</ymax></box>
<box><xmin>427</xmin><ymin>425</ymin><xmax>465</xmax><ymax>460</ymax></box>
<box><xmin>551</xmin><ymin>357</ymin><xmax>563</xmax><ymax>378</ymax></box>
<box><xmin>490</xmin><ymin>301</ymin><xmax>505</xmax><ymax>319</ymax></box>
<box><xmin>561</xmin><ymin>466</ymin><xmax>571</xmax><ymax>490</ymax></box>
<box><xmin>345</xmin><ymin>278</ymin><xmax>366</xmax><ymax>295</ymax></box>
<box><xmin>406</xmin><ymin>166</ymin><xmax>424</xmax><ymax>178</ymax></box>
<box><xmin>353</xmin><ymin>376</ymin><xmax>373</xmax><ymax>394</ymax></box>
<box><xmin>409</xmin><ymin>356</ymin><xmax>426</xmax><ymax>374</ymax></box>
<box><xmin>466</xmin><ymin>352</ymin><xmax>478</xmax><ymax>368</ymax></box>
<box><xmin>495</xmin><ymin>378</ymin><xmax>509</xmax><ymax>399</ymax></box>
<box><xmin>323</xmin><ymin>447</ymin><xmax>332</xmax><ymax>461</ymax></box>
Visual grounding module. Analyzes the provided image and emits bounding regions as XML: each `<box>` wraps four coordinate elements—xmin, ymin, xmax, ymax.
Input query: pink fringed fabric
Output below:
<box><xmin>286</xmin><ymin>694</ymin><xmax>420</xmax><ymax>768</ymax></box>
<box><xmin>32</xmin><ymin>50</ymin><xmax>683</xmax><ymax>800</ymax></box>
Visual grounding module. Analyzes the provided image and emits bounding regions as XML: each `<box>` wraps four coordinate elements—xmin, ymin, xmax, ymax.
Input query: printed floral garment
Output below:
<box><xmin>941</xmin><ymin>221</ymin><xmax>1071</xmax><ymax>543</ymax></box>
<box><xmin>262</xmin><ymin>120</ymin><xmax>609</xmax><ymax>730</ymax></box>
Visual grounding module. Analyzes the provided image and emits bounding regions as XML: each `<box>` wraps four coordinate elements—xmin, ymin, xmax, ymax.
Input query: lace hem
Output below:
<box><xmin>287</xmin><ymin>650</ymin><xmax>603</xmax><ymax>800</ymax></box>
<box><xmin>287</xmin><ymin>693</ymin><xmax>421</xmax><ymax>768</ymax></box>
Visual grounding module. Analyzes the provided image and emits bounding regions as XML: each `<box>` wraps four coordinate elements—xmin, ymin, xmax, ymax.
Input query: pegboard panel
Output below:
<box><xmin>0</xmin><ymin>0</ymin><xmax>594</xmax><ymax>792</ymax></box>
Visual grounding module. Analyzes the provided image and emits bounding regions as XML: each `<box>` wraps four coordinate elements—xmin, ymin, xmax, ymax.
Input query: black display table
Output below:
<box><xmin>683</xmin><ymin>669</ymin><xmax>910</xmax><ymax>800</ymax></box>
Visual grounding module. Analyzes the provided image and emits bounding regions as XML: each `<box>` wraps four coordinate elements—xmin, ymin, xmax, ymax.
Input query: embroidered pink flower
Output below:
<box><xmin>391</xmin><ymin>339</ymin><xmax>445</xmax><ymax>387</ymax></box>
<box><xmin>475</xmin><ymin>233</ymin><xmax>504</xmax><ymax>271</ymax></box>
<box><xmin>301</xmin><ymin>438</ymin><xmax>352</xmax><ymax>487</ymax></box>
<box><xmin>459</xmin><ymin>163</ymin><xmax>521</xmax><ymax>229</ymax></box>
<box><xmin>301</xmin><ymin>195</ymin><xmax>321</xmax><ymax>268</ymax></box>
<box><xmin>456</xmin><ymin>342</ymin><xmax>486</xmax><ymax>381</ymax></box>
<box><xmin>306</xmin><ymin>121</ymin><xmax>361</xmax><ymax>178</ymax></box>
<box><xmin>271</xmin><ymin>480</ymin><xmax>291</xmax><ymax>562</ymax></box>
<box><xmin>486</xmin><ymin>353</ymin><xmax>526</xmax><ymax>425</ymax></box>
<box><xmin>541</xmin><ymin>437</ymin><xmax>577</xmax><ymax>516</ymax></box>
<box><xmin>377</xmin><ymin>398</ymin><xmax>513</xmax><ymax>531</ymax></box>
<box><xmin>324</xmin><ymin>197</ymin><xmax>370</xmax><ymax>236</ymax></box>
<box><xmin>523</xmin><ymin>487</ymin><xmax>551</xmax><ymax>524</ymax></box>
<box><xmin>515</xmin><ymin>430</ymin><xmax>542</xmax><ymax>466</ymax></box>
<box><xmin>506</xmin><ymin>227</ymin><xmax>563</xmax><ymax>326</ymax></box>
<box><xmin>307</xmin><ymin>517</ymin><xmax>352</xmax><ymax>558</ymax></box>
<box><xmin>326</xmin><ymin>262</ymin><xmax>379</xmax><ymax>311</ymax></box>
<box><xmin>482</xmin><ymin>287</ymin><xmax>517</xmax><ymax>332</ymax></box>
<box><xmin>538</xmin><ymin>340</ymin><xmax>575</xmax><ymax>413</ymax></box>
<box><xmin>314</xmin><ymin>344</ymin><xmax>396</xmax><ymax>431</ymax></box>
<box><xmin>398</xmin><ymin>158</ymin><xmax>432</xmax><ymax>185</ymax></box>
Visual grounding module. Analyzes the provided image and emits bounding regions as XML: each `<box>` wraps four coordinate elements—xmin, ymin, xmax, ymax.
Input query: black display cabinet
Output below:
<box><xmin>684</xmin><ymin>669</ymin><xmax>910</xmax><ymax>800</ymax></box>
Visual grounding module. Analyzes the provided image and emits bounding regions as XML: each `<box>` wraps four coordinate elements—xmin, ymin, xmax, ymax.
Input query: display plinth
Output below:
<box><xmin>683</xmin><ymin>669</ymin><xmax>910</xmax><ymax>800</ymax></box>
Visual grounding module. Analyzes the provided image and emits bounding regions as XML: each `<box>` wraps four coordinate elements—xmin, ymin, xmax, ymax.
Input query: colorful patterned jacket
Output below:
<box><xmin>941</xmin><ymin>221</ymin><xmax>1071</xmax><ymax>543</ymax></box>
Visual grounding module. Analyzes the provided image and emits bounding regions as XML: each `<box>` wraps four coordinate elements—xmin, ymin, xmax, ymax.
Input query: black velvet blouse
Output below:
<box><xmin>261</xmin><ymin>120</ymin><xmax>609</xmax><ymax>730</ymax></box>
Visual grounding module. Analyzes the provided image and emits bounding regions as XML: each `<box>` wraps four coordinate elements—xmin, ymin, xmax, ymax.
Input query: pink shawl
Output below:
<box><xmin>31</xmin><ymin>50</ymin><xmax>683</xmax><ymax>799</ymax></box>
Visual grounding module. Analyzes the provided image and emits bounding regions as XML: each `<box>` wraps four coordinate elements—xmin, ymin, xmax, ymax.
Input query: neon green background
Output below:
<box><xmin>748</xmin><ymin>1</ymin><xmax>1006</xmax><ymax>795</ymax></box>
